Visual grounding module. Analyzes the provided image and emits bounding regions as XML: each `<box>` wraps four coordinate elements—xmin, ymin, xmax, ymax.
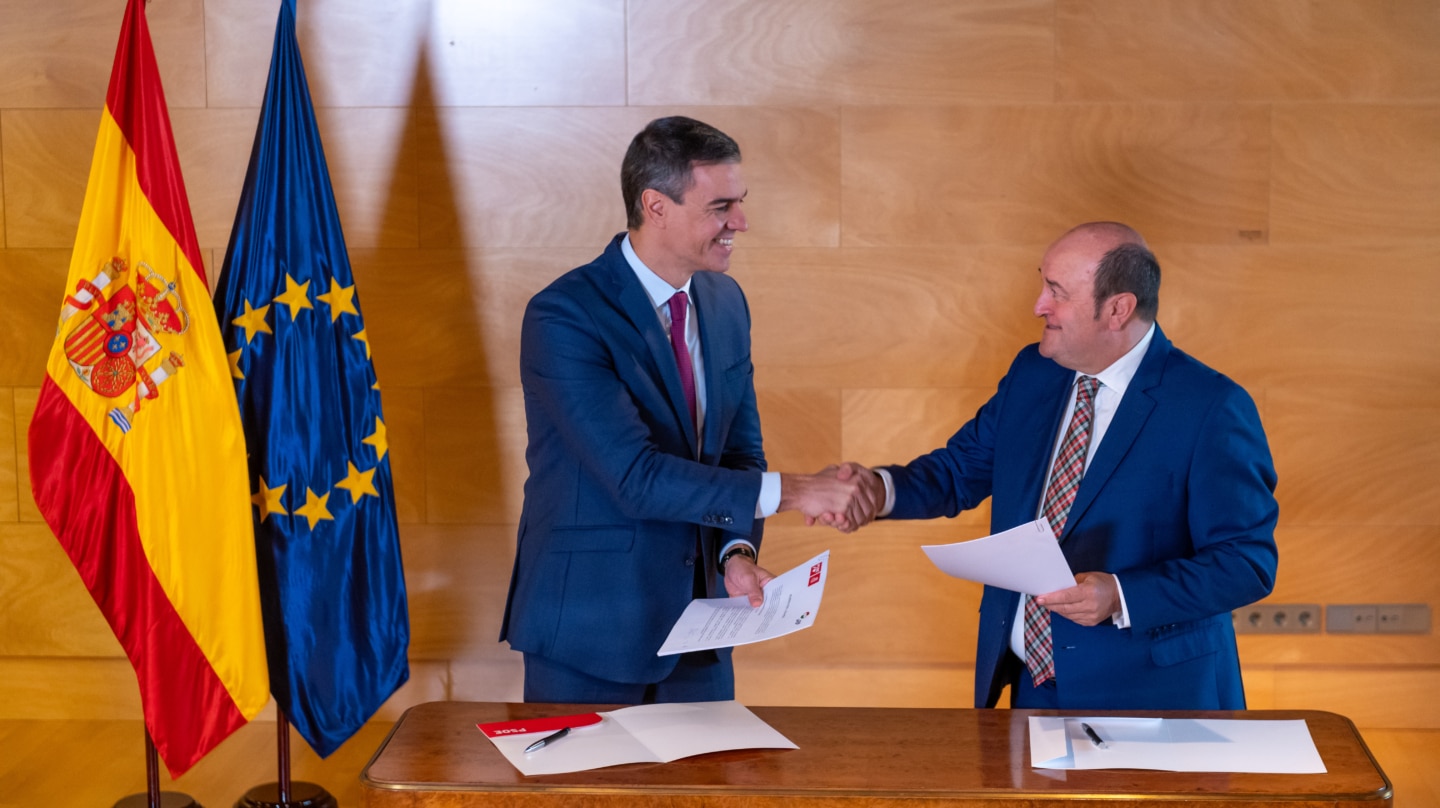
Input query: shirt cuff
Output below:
<box><xmin>755</xmin><ymin>471</ymin><xmax>781</xmax><ymax>518</ymax></box>
<box><xmin>1112</xmin><ymin>575</ymin><xmax>1131</xmax><ymax>629</ymax></box>
<box><xmin>875</xmin><ymin>468</ymin><xmax>896</xmax><ymax>517</ymax></box>
<box><xmin>719</xmin><ymin>538</ymin><xmax>757</xmax><ymax>563</ymax></box>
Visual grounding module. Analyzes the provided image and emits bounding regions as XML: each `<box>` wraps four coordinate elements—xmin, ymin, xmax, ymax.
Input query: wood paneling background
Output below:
<box><xmin>1</xmin><ymin>0</ymin><xmax>1437</xmax><ymax>745</ymax></box>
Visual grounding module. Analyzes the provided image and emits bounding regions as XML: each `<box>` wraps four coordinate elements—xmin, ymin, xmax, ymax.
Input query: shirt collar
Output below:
<box><xmin>1084</xmin><ymin>321</ymin><xmax>1156</xmax><ymax>396</ymax></box>
<box><xmin>622</xmin><ymin>233</ymin><xmax>692</xmax><ymax>310</ymax></box>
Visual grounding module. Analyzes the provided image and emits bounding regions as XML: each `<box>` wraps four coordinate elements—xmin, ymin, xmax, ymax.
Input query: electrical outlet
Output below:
<box><xmin>1232</xmin><ymin>603</ymin><xmax>1322</xmax><ymax>634</ymax></box>
<box><xmin>1376</xmin><ymin>604</ymin><xmax>1431</xmax><ymax>634</ymax></box>
<box><xmin>1327</xmin><ymin>604</ymin><xmax>1378</xmax><ymax>633</ymax></box>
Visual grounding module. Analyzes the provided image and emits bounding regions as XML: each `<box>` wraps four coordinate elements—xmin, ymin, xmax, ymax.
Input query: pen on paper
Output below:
<box><xmin>524</xmin><ymin>726</ymin><xmax>571</xmax><ymax>753</ymax></box>
<box><xmin>1081</xmin><ymin>722</ymin><xmax>1108</xmax><ymax>749</ymax></box>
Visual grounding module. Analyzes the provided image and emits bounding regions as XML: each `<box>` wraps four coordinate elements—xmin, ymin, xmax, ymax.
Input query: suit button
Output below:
<box><xmin>684</xmin><ymin>557</ymin><xmax>695</xmax><ymax>567</ymax></box>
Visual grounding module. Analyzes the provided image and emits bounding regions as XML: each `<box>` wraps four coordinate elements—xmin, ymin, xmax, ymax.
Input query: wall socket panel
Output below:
<box><xmin>1328</xmin><ymin>604</ymin><xmax>1432</xmax><ymax>634</ymax></box>
<box><xmin>1232</xmin><ymin>603</ymin><xmax>1322</xmax><ymax>634</ymax></box>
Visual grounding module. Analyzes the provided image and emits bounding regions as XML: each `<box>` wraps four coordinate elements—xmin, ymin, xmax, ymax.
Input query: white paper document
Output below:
<box><xmin>922</xmin><ymin>519</ymin><xmax>1075</xmax><ymax>595</ymax></box>
<box><xmin>657</xmin><ymin>550</ymin><xmax>829</xmax><ymax>656</ymax></box>
<box><xmin>478</xmin><ymin>700</ymin><xmax>797</xmax><ymax>776</ymax></box>
<box><xmin>1029</xmin><ymin>716</ymin><xmax>1327</xmax><ymax>773</ymax></box>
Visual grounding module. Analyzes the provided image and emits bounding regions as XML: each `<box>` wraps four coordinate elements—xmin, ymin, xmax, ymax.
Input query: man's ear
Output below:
<box><xmin>1104</xmin><ymin>292</ymin><xmax>1137</xmax><ymax>329</ymax></box>
<box><xmin>640</xmin><ymin>188</ymin><xmax>670</xmax><ymax>228</ymax></box>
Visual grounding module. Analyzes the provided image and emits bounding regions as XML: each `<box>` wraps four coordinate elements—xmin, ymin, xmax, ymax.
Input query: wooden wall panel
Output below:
<box><xmin>402</xmin><ymin>525</ymin><xmax>514</xmax><ymax>661</ymax></box>
<box><xmin>741</xmin><ymin>522</ymin><xmax>987</xmax><ymax>668</ymax></box>
<box><xmin>0</xmin><ymin>658</ymin><xmax>139</xmax><ymax>720</ymax></box>
<box><xmin>11</xmin><ymin>388</ymin><xmax>40</xmax><ymax>525</ymax></box>
<box><xmin>352</xmin><ymin>248</ymin><xmax>565</xmax><ymax>390</ymax></box>
<box><xmin>208</xmin><ymin>0</ymin><xmax>627</xmax><ymax>109</ymax></box>
<box><xmin>383</xmin><ymin>386</ymin><xmax>427</xmax><ymax>525</ymax></box>
<box><xmin>1271</xmin><ymin>104</ymin><xmax>1440</xmax><ymax>244</ymax></box>
<box><xmin>422</xmin><ymin>386</ymin><xmax>526</xmax><ymax>525</ymax></box>
<box><xmin>1271</xmin><ymin>668</ymin><xmax>1440</xmax><ymax>730</ymax></box>
<box><xmin>841</xmin><ymin>104</ymin><xmax>1271</xmax><ymax>247</ymax></box>
<box><xmin>0</xmin><ymin>110</ymin><xmax>94</xmax><ymax>249</ymax></box>
<box><xmin>628</xmin><ymin>0</ymin><xmax>1055</xmax><ymax>106</ymax></box>
<box><xmin>0</xmin><ymin>391</ymin><xmax>15</xmax><ymax>524</ymax></box>
<box><xmin>0</xmin><ymin>0</ymin><xmax>207</xmax><ymax>109</ymax></box>
<box><xmin>1267</xmin><ymin>386</ymin><xmax>1440</xmax><ymax>526</ymax></box>
<box><xmin>1159</xmin><ymin>244</ymin><xmax>1440</xmax><ymax>391</ymax></box>
<box><xmin>420</xmin><ymin>106</ymin><xmax>840</xmax><ymax>251</ymax></box>
<box><xmin>1269</xmin><ymin>527</ymin><xmax>1440</xmax><ymax>606</ymax></box>
<box><xmin>841</xmin><ymin>387</ymin><xmax>998</xmax><ymax>529</ymax></box>
<box><xmin>738</xmin><ymin>662</ymin><xmax>975</xmax><ymax>708</ymax></box>
<box><xmin>0</xmin><ymin>523</ymin><xmax>119</xmax><ymax>656</ymax></box>
<box><xmin>0</xmin><ymin>250</ymin><xmax>69</xmax><ymax>388</ymax></box>
<box><xmin>742</xmin><ymin>247</ymin><xmax>1038</xmax><ymax>389</ymax></box>
<box><xmin>1057</xmin><ymin>0</ymin><xmax>1440</xmax><ymax>102</ymax></box>
<box><xmin>755</xmin><ymin>387</ymin><xmax>843</xmax><ymax>480</ymax></box>
<box><xmin>450</xmin><ymin>657</ymin><xmax>525</xmax><ymax>703</ymax></box>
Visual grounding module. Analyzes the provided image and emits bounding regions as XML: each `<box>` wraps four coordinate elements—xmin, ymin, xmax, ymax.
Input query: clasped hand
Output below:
<box><xmin>780</xmin><ymin>462</ymin><xmax>884</xmax><ymax>533</ymax></box>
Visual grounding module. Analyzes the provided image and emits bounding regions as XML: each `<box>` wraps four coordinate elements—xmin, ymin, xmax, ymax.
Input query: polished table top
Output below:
<box><xmin>360</xmin><ymin>702</ymin><xmax>1392</xmax><ymax>806</ymax></box>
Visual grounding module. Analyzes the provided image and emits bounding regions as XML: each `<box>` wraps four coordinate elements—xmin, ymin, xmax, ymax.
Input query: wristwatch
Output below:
<box><xmin>719</xmin><ymin>544</ymin><xmax>756</xmax><ymax>572</ymax></box>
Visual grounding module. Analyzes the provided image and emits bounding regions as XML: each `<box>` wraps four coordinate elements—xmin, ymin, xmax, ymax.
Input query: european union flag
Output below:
<box><xmin>214</xmin><ymin>0</ymin><xmax>409</xmax><ymax>757</ymax></box>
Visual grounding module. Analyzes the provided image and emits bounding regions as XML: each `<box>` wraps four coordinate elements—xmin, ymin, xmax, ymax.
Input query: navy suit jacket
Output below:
<box><xmin>885</xmin><ymin>326</ymin><xmax>1278</xmax><ymax>709</ymax></box>
<box><xmin>500</xmin><ymin>235</ymin><xmax>766</xmax><ymax>684</ymax></box>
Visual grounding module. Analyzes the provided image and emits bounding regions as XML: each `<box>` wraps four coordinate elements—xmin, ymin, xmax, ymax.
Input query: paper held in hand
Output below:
<box><xmin>921</xmin><ymin>519</ymin><xmax>1075</xmax><ymax>594</ymax></box>
<box><xmin>657</xmin><ymin>550</ymin><xmax>830</xmax><ymax>656</ymax></box>
<box><xmin>477</xmin><ymin>700</ymin><xmax>797</xmax><ymax>776</ymax></box>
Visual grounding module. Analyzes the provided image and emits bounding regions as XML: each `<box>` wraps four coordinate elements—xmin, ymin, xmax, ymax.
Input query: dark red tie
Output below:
<box><xmin>666</xmin><ymin>291</ymin><xmax>697</xmax><ymax>430</ymax></box>
<box><xmin>1022</xmin><ymin>375</ymin><xmax>1100</xmax><ymax>687</ymax></box>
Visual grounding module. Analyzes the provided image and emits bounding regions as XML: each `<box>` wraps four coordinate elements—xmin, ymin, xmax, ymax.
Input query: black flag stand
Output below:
<box><xmin>111</xmin><ymin>728</ymin><xmax>200</xmax><ymax>808</ymax></box>
<box><xmin>234</xmin><ymin>708</ymin><xmax>337</xmax><ymax>808</ymax></box>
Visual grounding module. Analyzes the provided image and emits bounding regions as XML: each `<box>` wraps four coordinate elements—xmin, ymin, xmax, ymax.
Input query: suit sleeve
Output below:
<box><xmin>521</xmin><ymin>286</ymin><xmax>763</xmax><ymax>537</ymax></box>
<box><xmin>1117</xmin><ymin>383</ymin><xmax>1279</xmax><ymax>631</ymax></box>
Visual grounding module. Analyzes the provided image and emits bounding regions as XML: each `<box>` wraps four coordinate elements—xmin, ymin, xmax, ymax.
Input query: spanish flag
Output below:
<box><xmin>27</xmin><ymin>0</ymin><xmax>269</xmax><ymax>778</ymax></box>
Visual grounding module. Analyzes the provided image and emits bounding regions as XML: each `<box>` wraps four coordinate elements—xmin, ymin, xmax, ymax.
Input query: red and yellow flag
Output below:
<box><xmin>27</xmin><ymin>0</ymin><xmax>268</xmax><ymax>778</ymax></box>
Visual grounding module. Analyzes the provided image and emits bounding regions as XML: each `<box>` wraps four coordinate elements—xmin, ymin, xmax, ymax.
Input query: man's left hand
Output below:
<box><xmin>1035</xmin><ymin>572</ymin><xmax>1119</xmax><ymax>627</ymax></box>
<box><xmin>723</xmin><ymin>555</ymin><xmax>775</xmax><ymax>607</ymax></box>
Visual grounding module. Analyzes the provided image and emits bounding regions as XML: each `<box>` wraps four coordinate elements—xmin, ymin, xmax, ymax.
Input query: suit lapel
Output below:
<box><xmin>1062</xmin><ymin>327</ymin><xmax>1170</xmax><ymax>537</ymax></box>
<box><xmin>604</xmin><ymin>244</ymin><xmax>701</xmax><ymax>455</ymax></box>
<box><xmin>692</xmin><ymin>279</ymin><xmax>723</xmax><ymax>464</ymax></box>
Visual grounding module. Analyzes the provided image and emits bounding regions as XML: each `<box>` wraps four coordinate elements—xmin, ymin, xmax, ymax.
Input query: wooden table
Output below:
<box><xmin>359</xmin><ymin>702</ymin><xmax>1392</xmax><ymax>807</ymax></box>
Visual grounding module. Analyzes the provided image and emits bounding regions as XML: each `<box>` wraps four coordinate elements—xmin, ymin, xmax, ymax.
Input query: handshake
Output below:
<box><xmin>779</xmin><ymin>463</ymin><xmax>886</xmax><ymax>533</ymax></box>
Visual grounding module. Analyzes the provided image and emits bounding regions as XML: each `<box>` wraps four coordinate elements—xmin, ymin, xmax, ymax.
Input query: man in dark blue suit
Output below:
<box><xmin>501</xmin><ymin>117</ymin><xmax>875</xmax><ymax>704</ymax></box>
<box><xmin>837</xmin><ymin>222</ymin><xmax>1278</xmax><ymax>710</ymax></box>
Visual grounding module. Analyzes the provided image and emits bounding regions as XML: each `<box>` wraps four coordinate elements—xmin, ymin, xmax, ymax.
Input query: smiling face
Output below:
<box><xmin>1033</xmin><ymin>230</ymin><xmax>1113</xmax><ymax>373</ymax></box>
<box><xmin>639</xmin><ymin>161</ymin><xmax>749</xmax><ymax>286</ymax></box>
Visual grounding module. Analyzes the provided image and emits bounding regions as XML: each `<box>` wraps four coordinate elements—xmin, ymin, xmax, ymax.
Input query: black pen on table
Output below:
<box><xmin>1081</xmin><ymin>722</ymin><xmax>1108</xmax><ymax>749</ymax></box>
<box><xmin>524</xmin><ymin>726</ymin><xmax>571</xmax><ymax>753</ymax></box>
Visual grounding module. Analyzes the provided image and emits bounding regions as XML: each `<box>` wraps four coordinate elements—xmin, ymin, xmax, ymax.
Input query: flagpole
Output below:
<box><xmin>110</xmin><ymin>728</ymin><xmax>199</xmax><ymax>808</ymax></box>
<box><xmin>234</xmin><ymin>710</ymin><xmax>336</xmax><ymax>808</ymax></box>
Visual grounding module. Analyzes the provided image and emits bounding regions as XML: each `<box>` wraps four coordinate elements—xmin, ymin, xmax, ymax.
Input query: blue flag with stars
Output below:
<box><xmin>214</xmin><ymin>0</ymin><xmax>408</xmax><ymax>758</ymax></box>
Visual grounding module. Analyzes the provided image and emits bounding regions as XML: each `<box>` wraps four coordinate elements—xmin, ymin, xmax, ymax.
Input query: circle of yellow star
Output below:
<box><xmin>294</xmin><ymin>487</ymin><xmax>334</xmax><ymax>530</ymax></box>
<box><xmin>232</xmin><ymin>300</ymin><xmax>273</xmax><ymax>344</ymax></box>
<box><xmin>251</xmin><ymin>477</ymin><xmax>288</xmax><ymax>522</ymax></box>
<box><xmin>362</xmin><ymin>417</ymin><xmax>389</xmax><ymax>461</ymax></box>
<box><xmin>276</xmin><ymin>273</ymin><xmax>314</xmax><ymax>321</ymax></box>
<box><xmin>317</xmin><ymin>279</ymin><xmax>358</xmax><ymax>323</ymax></box>
<box><xmin>336</xmin><ymin>461</ymin><xmax>378</xmax><ymax>502</ymax></box>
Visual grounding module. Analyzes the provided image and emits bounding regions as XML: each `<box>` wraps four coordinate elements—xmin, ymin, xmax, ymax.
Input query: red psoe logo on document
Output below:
<box><xmin>808</xmin><ymin>561</ymin><xmax>823</xmax><ymax>586</ymax></box>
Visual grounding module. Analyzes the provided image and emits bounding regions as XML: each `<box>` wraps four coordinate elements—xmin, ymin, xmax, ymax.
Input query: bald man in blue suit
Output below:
<box><xmin>500</xmin><ymin>117</ymin><xmax>875</xmax><ymax>704</ymax></box>
<box><xmin>837</xmin><ymin>222</ymin><xmax>1278</xmax><ymax>710</ymax></box>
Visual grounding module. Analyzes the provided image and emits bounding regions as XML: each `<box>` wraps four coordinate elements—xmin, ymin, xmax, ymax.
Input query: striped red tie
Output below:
<box><xmin>1022</xmin><ymin>375</ymin><xmax>1100</xmax><ymax>687</ymax></box>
